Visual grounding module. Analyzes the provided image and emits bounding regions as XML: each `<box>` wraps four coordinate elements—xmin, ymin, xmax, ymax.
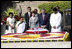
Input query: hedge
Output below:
<box><xmin>38</xmin><ymin>1</ymin><xmax>71</xmax><ymax>14</ymax></box>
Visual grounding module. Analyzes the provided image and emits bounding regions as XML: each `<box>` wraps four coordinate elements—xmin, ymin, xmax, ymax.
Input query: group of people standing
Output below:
<box><xmin>5</xmin><ymin>6</ymin><xmax>63</xmax><ymax>34</ymax></box>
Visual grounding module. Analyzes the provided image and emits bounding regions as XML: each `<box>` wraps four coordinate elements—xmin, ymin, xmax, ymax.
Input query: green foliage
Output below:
<box><xmin>38</xmin><ymin>1</ymin><xmax>71</xmax><ymax>14</ymax></box>
<box><xmin>2</xmin><ymin>7</ymin><xmax>18</xmax><ymax>16</ymax></box>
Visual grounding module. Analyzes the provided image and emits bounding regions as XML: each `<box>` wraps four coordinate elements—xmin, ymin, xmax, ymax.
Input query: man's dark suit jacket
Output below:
<box><xmin>24</xmin><ymin>12</ymin><xmax>32</xmax><ymax>30</ymax></box>
<box><xmin>38</xmin><ymin>13</ymin><xmax>50</xmax><ymax>29</ymax></box>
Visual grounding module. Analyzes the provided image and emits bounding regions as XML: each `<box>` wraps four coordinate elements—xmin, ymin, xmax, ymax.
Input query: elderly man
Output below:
<box><xmin>38</xmin><ymin>8</ymin><xmax>50</xmax><ymax>30</ymax></box>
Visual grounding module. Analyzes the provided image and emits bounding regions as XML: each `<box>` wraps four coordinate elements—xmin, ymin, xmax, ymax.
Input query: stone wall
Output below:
<box><xmin>15</xmin><ymin>1</ymin><xmax>49</xmax><ymax>16</ymax></box>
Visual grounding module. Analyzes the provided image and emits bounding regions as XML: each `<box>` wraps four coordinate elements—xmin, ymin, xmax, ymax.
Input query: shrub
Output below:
<box><xmin>2</xmin><ymin>7</ymin><xmax>18</xmax><ymax>16</ymax></box>
<box><xmin>38</xmin><ymin>1</ymin><xmax>71</xmax><ymax>14</ymax></box>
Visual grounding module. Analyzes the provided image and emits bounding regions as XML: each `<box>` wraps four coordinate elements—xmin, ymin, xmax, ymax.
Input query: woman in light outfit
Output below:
<box><xmin>5</xmin><ymin>12</ymin><xmax>15</xmax><ymax>34</ymax></box>
<box><xmin>29</xmin><ymin>11</ymin><xmax>39</xmax><ymax>29</ymax></box>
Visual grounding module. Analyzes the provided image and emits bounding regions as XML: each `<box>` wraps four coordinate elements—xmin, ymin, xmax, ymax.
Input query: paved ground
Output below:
<box><xmin>1</xmin><ymin>25</ymin><xmax>6</xmax><ymax>35</ymax></box>
<box><xmin>1</xmin><ymin>41</ymin><xmax>71</xmax><ymax>48</ymax></box>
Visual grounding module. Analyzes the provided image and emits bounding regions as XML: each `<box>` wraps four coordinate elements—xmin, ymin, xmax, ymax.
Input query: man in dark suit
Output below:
<box><xmin>38</xmin><ymin>8</ymin><xmax>50</xmax><ymax>30</ymax></box>
<box><xmin>24</xmin><ymin>7</ymin><xmax>32</xmax><ymax>31</ymax></box>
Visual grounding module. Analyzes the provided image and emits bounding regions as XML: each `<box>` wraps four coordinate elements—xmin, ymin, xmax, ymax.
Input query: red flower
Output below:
<box><xmin>3</xmin><ymin>17</ymin><xmax>8</xmax><ymax>21</ymax></box>
<box><xmin>2</xmin><ymin>20</ymin><xmax>4</xmax><ymax>24</ymax></box>
<box><xmin>15</xmin><ymin>16</ymin><xmax>21</xmax><ymax>21</ymax></box>
<box><xmin>32</xmin><ymin>28</ymin><xmax>34</xmax><ymax>30</ymax></box>
<box><xmin>2</xmin><ymin>16</ymin><xmax>8</xmax><ymax>24</ymax></box>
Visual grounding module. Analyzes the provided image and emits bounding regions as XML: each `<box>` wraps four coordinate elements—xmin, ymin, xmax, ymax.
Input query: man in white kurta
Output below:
<box><xmin>16</xmin><ymin>17</ymin><xmax>25</xmax><ymax>33</ymax></box>
<box><xmin>50</xmin><ymin>8</ymin><xmax>62</xmax><ymax>32</ymax></box>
